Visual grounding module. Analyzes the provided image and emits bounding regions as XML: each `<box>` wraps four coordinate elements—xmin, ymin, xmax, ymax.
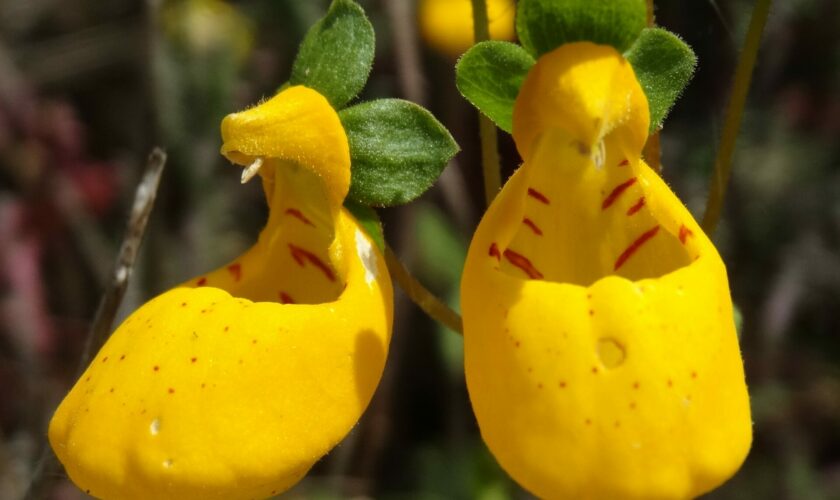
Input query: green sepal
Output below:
<box><xmin>625</xmin><ymin>28</ymin><xmax>697</xmax><ymax>131</ymax></box>
<box><xmin>339</xmin><ymin>99</ymin><xmax>459</xmax><ymax>207</ymax></box>
<box><xmin>456</xmin><ymin>41</ymin><xmax>535</xmax><ymax>133</ymax></box>
<box><xmin>344</xmin><ymin>200</ymin><xmax>385</xmax><ymax>252</ymax></box>
<box><xmin>289</xmin><ymin>0</ymin><xmax>374</xmax><ymax>109</ymax></box>
<box><xmin>516</xmin><ymin>0</ymin><xmax>647</xmax><ymax>57</ymax></box>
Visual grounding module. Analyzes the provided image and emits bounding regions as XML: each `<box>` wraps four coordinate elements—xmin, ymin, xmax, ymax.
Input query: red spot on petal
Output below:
<box><xmin>223</xmin><ymin>326</ymin><xmax>230</xmax><ymax>332</ymax></box>
<box><xmin>559</xmin><ymin>381</ymin><xmax>567</xmax><ymax>388</ymax></box>
<box><xmin>503</xmin><ymin>249</ymin><xmax>544</xmax><ymax>279</ymax></box>
<box><xmin>153</xmin><ymin>365</ymin><xmax>159</xmax><ymax>372</ymax></box>
<box><xmin>679</xmin><ymin>224</ymin><xmax>694</xmax><ymax>245</ymax></box>
<box><xmin>614</xmin><ymin>225</ymin><xmax>661</xmax><ymax>271</ymax></box>
<box><xmin>119</xmin><ymin>354</ymin><xmax>125</xmax><ymax>361</ymax></box>
<box><xmin>227</xmin><ymin>263</ymin><xmax>242</xmax><ymax>282</ymax></box>
<box><xmin>527</xmin><ymin>187</ymin><xmax>550</xmax><ymax>204</ymax></box>
<box><xmin>168</xmin><ymin>388</ymin><xmax>175</xmax><ymax>394</ymax></box>
<box><xmin>633</xmin><ymin>381</ymin><xmax>640</xmax><ymax>389</ymax></box>
<box><xmin>278</xmin><ymin>292</ymin><xmax>295</xmax><ymax>304</ymax></box>
<box><xmin>196</xmin><ymin>277</ymin><xmax>207</xmax><ymax>286</ymax></box>
<box><xmin>288</xmin><ymin>244</ymin><xmax>336</xmax><ymax>281</ymax></box>
<box><xmin>191</xmin><ymin>357</ymin><xmax>197</xmax><ymax>363</ymax></box>
<box><xmin>284</xmin><ymin>208</ymin><xmax>315</xmax><ymax>227</ymax></box>
<box><xmin>522</xmin><ymin>218</ymin><xmax>543</xmax><ymax>235</ymax></box>
<box><xmin>618</xmin><ymin>159</ymin><xmax>630</xmax><ymax>167</ymax></box>
<box><xmin>585</xmin><ymin>418</ymin><xmax>592</xmax><ymax>425</ymax></box>
<box><xmin>626</xmin><ymin>196</ymin><xmax>646</xmax><ymax>215</ymax></box>
<box><xmin>592</xmin><ymin>366</ymin><xmax>599</xmax><ymax>374</ymax></box>
<box><xmin>488</xmin><ymin>243</ymin><xmax>501</xmax><ymax>260</ymax></box>
<box><xmin>667</xmin><ymin>379</ymin><xmax>674</xmax><ymax>388</ymax></box>
<box><xmin>691</xmin><ymin>371</ymin><xmax>698</xmax><ymax>379</ymax></box>
<box><xmin>602</xmin><ymin>177</ymin><xmax>637</xmax><ymax>209</ymax></box>
<box><xmin>180</xmin><ymin>302</ymin><xmax>187</xmax><ymax>307</ymax></box>
<box><xmin>102</xmin><ymin>357</ymin><xmax>108</xmax><ymax>363</ymax></box>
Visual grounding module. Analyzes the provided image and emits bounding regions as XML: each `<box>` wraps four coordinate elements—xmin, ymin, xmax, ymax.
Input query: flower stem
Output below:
<box><xmin>471</xmin><ymin>0</ymin><xmax>502</xmax><ymax>205</ymax></box>
<box><xmin>385</xmin><ymin>245</ymin><xmax>463</xmax><ymax>335</ymax></box>
<box><xmin>701</xmin><ymin>0</ymin><xmax>772</xmax><ymax>235</ymax></box>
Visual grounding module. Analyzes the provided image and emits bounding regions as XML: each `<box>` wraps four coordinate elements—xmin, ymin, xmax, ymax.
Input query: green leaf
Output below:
<box><xmin>344</xmin><ymin>200</ymin><xmax>385</xmax><ymax>252</ymax></box>
<box><xmin>516</xmin><ymin>0</ymin><xmax>647</xmax><ymax>57</ymax></box>
<box><xmin>340</xmin><ymin>99</ymin><xmax>459</xmax><ymax>206</ymax></box>
<box><xmin>625</xmin><ymin>28</ymin><xmax>697</xmax><ymax>131</ymax></box>
<box><xmin>456</xmin><ymin>41</ymin><xmax>535</xmax><ymax>133</ymax></box>
<box><xmin>289</xmin><ymin>0</ymin><xmax>374</xmax><ymax>109</ymax></box>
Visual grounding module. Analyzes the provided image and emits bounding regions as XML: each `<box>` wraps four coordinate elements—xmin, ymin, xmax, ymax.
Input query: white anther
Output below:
<box><xmin>240</xmin><ymin>157</ymin><xmax>264</xmax><ymax>184</ymax></box>
<box><xmin>593</xmin><ymin>140</ymin><xmax>606</xmax><ymax>169</ymax></box>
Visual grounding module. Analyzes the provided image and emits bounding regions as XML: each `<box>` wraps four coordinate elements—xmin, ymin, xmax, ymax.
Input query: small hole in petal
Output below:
<box><xmin>596</xmin><ymin>338</ymin><xmax>626</xmax><ymax>369</ymax></box>
<box><xmin>150</xmin><ymin>418</ymin><xmax>160</xmax><ymax>435</ymax></box>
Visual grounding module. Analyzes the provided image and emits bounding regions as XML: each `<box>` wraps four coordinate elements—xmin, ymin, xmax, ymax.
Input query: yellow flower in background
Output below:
<box><xmin>49</xmin><ymin>86</ymin><xmax>393</xmax><ymax>500</ymax></box>
<box><xmin>419</xmin><ymin>0</ymin><xmax>515</xmax><ymax>58</ymax></box>
<box><xmin>461</xmin><ymin>42</ymin><xmax>752</xmax><ymax>499</ymax></box>
<box><xmin>163</xmin><ymin>0</ymin><xmax>253</xmax><ymax>61</ymax></box>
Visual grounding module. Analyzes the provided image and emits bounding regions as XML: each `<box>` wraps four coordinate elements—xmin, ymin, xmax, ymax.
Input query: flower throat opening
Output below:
<box><xmin>497</xmin><ymin>129</ymin><xmax>694</xmax><ymax>286</ymax></box>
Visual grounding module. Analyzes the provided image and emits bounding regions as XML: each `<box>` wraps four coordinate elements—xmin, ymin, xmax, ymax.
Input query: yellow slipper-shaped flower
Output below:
<box><xmin>419</xmin><ymin>0</ymin><xmax>515</xmax><ymax>58</ymax></box>
<box><xmin>49</xmin><ymin>86</ymin><xmax>393</xmax><ymax>500</ymax></box>
<box><xmin>461</xmin><ymin>42</ymin><xmax>751</xmax><ymax>499</ymax></box>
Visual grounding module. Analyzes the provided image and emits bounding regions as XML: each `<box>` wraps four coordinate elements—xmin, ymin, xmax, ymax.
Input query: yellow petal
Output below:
<box><xmin>462</xmin><ymin>43</ymin><xmax>751</xmax><ymax>499</ymax></box>
<box><xmin>418</xmin><ymin>0</ymin><xmax>515</xmax><ymax>58</ymax></box>
<box><xmin>49</xmin><ymin>87</ymin><xmax>393</xmax><ymax>499</ymax></box>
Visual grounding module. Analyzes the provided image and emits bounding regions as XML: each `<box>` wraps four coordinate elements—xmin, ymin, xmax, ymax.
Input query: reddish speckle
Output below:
<box><xmin>588</xmin><ymin>309</ymin><xmax>594</xmax><ymax>316</ymax></box>
<box><xmin>85</xmin><ymin>376</ymin><xmax>91</xmax><ymax>382</ymax></box>
<box><xmin>278</xmin><ymin>292</ymin><xmax>295</xmax><ymax>304</ymax></box>
<box><xmin>527</xmin><ymin>187</ymin><xmax>550</xmax><ymax>204</ymax></box>
<box><xmin>196</xmin><ymin>277</ymin><xmax>207</xmax><ymax>286</ymax></box>
<box><xmin>614</xmin><ymin>421</ymin><xmax>621</xmax><ymax>428</ymax></box>
<box><xmin>591</xmin><ymin>366</ymin><xmax>599</xmax><ymax>374</ymax></box>
<box><xmin>559</xmin><ymin>381</ymin><xmax>567</xmax><ymax>388</ymax></box>
<box><xmin>191</xmin><ymin>357</ymin><xmax>197</xmax><ymax>363</ymax></box>
<box><xmin>227</xmin><ymin>263</ymin><xmax>242</xmax><ymax>282</ymax></box>
<box><xmin>537</xmin><ymin>383</ymin><xmax>544</xmax><ymax>389</ymax></box>
<box><xmin>153</xmin><ymin>365</ymin><xmax>159</xmax><ymax>372</ymax></box>
<box><xmin>585</xmin><ymin>418</ymin><xmax>592</xmax><ymax>425</ymax></box>
<box><xmin>181</xmin><ymin>302</ymin><xmax>187</xmax><ymax>307</ymax></box>
<box><xmin>633</xmin><ymin>381</ymin><xmax>640</xmax><ymax>389</ymax></box>
<box><xmin>289</xmin><ymin>244</ymin><xmax>336</xmax><ymax>281</ymax></box>
<box><xmin>109</xmin><ymin>387</ymin><xmax>114</xmax><ymax>393</ymax></box>
<box><xmin>522</xmin><ymin>217</ymin><xmax>543</xmax><ymax>235</ymax></box>
<box><xmin>626</xmin><ymin>196</ymin><xmax>646</xmax><ymax>215</ymax></box>
<box><xmin>601</xmin><ymin>177</ymin><xmax>637</xmax><ymax>209</ymax></box>
<box><xmin>614</xmin><ymin>225</ymin><xmax>661</xmax><ymax>271</ymax></box>
<box><xmin>679</xmin><ymin>224</ymin><xmax>694</xmax><ymax>245</ymax></box>
<box><xmin>667</xmin><ymin>379</ymin><xmax>674</xmax><ymax>388</ymax></box>
<box><xmin>252</xmin><ymin>339</ymin><xmax>258</xmax><ymax>345</ymax></box>
<box><xmin>691</xmin><ymin>371</ymin><xmax>698</xmax><ymax>379</ymax></box>
<box><xmin>284</xmin><ymin>208</ymin><xmax>315</xmax><ymax>227</ymax></box>
<box><xmin>168</xmin><ymin>388</ymin><xmax>175</xmax><ymax>394</ymax></box>
<box><xmin>119</xmin><ymin>354</ymin><xmax>125</xmax><ymax>361</ymax></box>
<box><xmin>618</xmin><ymin>158</ymin><xmax>630</xmax><ymax>167</ymax></box>
<box><xmin>514</xmin><ymin>340</ymin><xmax>521</xmax><ymax>348</ymax></box>
<box><xmin>488</xmin><ymin>243</ymin><xmax>501</xmax><ymax>260</ymax></box>
<box><xmin>224</xmin><ymin>326</ymin><xmax>230</xmax><ymax>332</ymax></box>
<box><xmin>201</xmin><ymin>383</ymin><xmax>206</xmax><ymax>389</ymax></box>
<box><xmin>503</xmin><ymin>249</ymin><xmax>544</xmax><ymax>279</ymax></box>
<box><xmin>630</xmin><ymin>402</ymin><xmax>637</xmax><ymax>410</ymax></box>
<box><xmin>102</xmin><ymin>356</ymin><xmax>108</xmax><ymax>363</ymax></box>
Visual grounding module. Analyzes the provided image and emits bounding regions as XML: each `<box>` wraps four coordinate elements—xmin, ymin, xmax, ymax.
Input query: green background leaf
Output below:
<box><xmin>289</xmin><ymin>0</ymin><xmax>374</xmax><ymax>109</ymax></box>
<box><xmin>340</xmin><ymin>99</ymin><xmax>459</xmax><ymax>206</ymax></box>
<box><xmin>456</xmin><ymin>41</ymin><xmax>535</xmax><ymax>133</ymax></box>
<box><xmin>625</xmin><ymin>28</ymin><xmax>697</xmax><ymax>131</ymax></box>
<box><xmin>516</xmin><ymin>0</ymin><xmax>647</xmax><ymax>57</ymax></box>
<box><xmin>344</xmin><ymin>200</ymin><xmax>385</xmax><ymax>252</ymax></box>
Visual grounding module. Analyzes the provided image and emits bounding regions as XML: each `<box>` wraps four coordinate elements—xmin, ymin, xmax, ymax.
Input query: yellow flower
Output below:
<box><xmin>419</xmin><ymin>0</ymin><xmax>515</xmax><ymax>58</ymax></box>
<box><xmin>461</xmin><ymin>42</ymin><xmax>751</xmax><ymax>499</ymax></box>
<box><xmin>49</xmin><ymin>86</ymin><xmax>393</xmax><ymax>500</ymax></box>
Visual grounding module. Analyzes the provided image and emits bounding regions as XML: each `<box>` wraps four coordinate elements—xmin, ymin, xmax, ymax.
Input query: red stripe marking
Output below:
<box><xmin>284</xmin><ymin>208</ymin><xmax>314</xmax><ymax>227</ymax></box>
<box><xmin>527</xmin><ymin>188</ymin><xmax>550</xmax><ymax>204</ymax></box>
<box><xmin>488</xmin><ymin>242</ymin><xmax>501</xmax><ymax>261</ymax></box>
<box><xmin>289</xmin><ymin>244</ymin><xmax>336</xmax><ymax>282</ymax></box>
<box><xmin>278</xmin><ymin>292</ymin><xmax>295</xmax><ymax>304</ymax></box>
<box><xmin>522</xmin><ymin>218</ymin><xmax>543</xmax><ymax>235</ymax></box>
<box><xmin>503</xmin><ymin>249</ymin><xmax>544</xmax><ymax>279</ymax></box>
<box><xmin>602</xmin><ymin>177</ymin><xmax>637</xmax><ymax>209</ymax></box>
<box><xmin>227</xmin><ymin>263</ymin><xmax>242</xmax><ymax>282</ymax></box>
<box><xmin>614</xmin><ymin>225</ymin><xmax>661</xmax><ymax>271</ymax></box>
<box><xmin>626</xmin><ymin>196</ymin><xmax>645</xmax><ymax>216</ymax></box>
<box><xmin>618</xmin><ymin>159</ymin><xmax>629</xmax><ymax>167</ymax></box>
<box><xmin>679</xmin><ymin>224</ymin><xmax>694</xmax><ymax>245</ymax></box>
<box><xmin>196</xmin><ymin>277</ymin><xmax>207</xmax><ymax>286</ymax></box>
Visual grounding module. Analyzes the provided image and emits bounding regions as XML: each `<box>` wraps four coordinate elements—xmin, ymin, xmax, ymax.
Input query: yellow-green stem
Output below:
<box><xmin>702</xmin><ymin>0</ymin><xmax>772</xmax><ymax>234</ymax></box>
<box><xmin>471</xmin><ymin>0</ymin><xmax>502</xmax><ymax>205</ymax></box>
<box><xmin>385</xmin><ymin>245</ymin><xmax>463</xmax><ymax>335</ymax></box>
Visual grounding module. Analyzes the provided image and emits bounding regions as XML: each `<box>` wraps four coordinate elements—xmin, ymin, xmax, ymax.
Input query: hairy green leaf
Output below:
<box><xmin>456</xmin><ymin>41</ymin><xmax>535</xmax><ymax>133</ymax></box>
<box><xmin>625</xmin><ymin>28</ymin><xmax>697</xmax><ymax>131</ymax></box>
<box><xmin>340</xmin><ymin>99</ymin><xmax>459</xmax><ymax>206</ymax></box>
<box><xmin>290</xmin><ymin>0</ymin><xmax>374</xmax><ymax>109</ymax></box>
<box><xmin>344</xmin><ymin>200</ymin><xmax>385</xmax><ymax>252</ymax></box>
<box><xmin>516</xmin><ymin>0</ymin><xmax>647</xmax><ymax>56</ymax></box>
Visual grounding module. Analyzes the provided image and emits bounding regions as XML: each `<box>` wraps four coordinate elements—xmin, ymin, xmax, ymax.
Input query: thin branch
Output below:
<box><xmin>701</xmin><ymin>0</ymin><xmax>772</xmax><ymax>235</ymax></box>
<box><xmin>23</xmin><ymin>148</ymin><xmax>166</xmax><ymax>500</ymax></box>
<box><xmin>385</xmin><ymin>245</ymin><xmax>463</xmax><ymax>335</ymax></box>
<box><xmin>470</xmin><ymin>0</ymin><xmax>502</xmax><ymax>205</ymax></box>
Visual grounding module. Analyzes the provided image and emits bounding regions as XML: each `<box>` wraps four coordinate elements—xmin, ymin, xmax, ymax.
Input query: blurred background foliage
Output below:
<box><xmin>0</xmin><ymin>0</ymin><xmax>838</xmax><ymax>498</ymax></box>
